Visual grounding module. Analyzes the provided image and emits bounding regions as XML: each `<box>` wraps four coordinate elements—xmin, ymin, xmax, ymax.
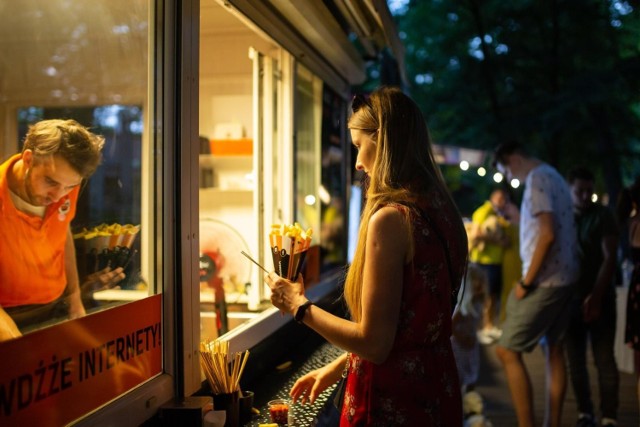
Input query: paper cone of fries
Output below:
<box><xmin>73</xmin><ymin>223</ymin><xmax>141</xmax><ymax>278</ymax></box>
<box><xmin>74</xmin><ymin>223</ymin><xmax>140</xmax><ymax>251</ymax></box>
<box><xmin>269</xmin><ymin>222</ymin><xmax>312</xmax><ymax>280</ymax></box>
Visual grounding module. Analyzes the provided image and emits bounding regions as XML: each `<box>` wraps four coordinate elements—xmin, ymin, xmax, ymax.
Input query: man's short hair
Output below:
<box><xmin>492</xmin><ymin>141</ymin><xmax>528</xmax><ymax>168</ymax></box>
<box><xmin>567</xmin><ymin>166</ymin><xmax>594</xmax><ymax>184</ymax></box>
<box><xmin>23</xmin><ymin>119</ymin><xmax>104</xmax><ymax>178</ymax></box>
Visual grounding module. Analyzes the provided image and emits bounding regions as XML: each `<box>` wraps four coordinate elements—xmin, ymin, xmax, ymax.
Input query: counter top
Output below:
<box><xmin>244</xmin><ymin>341</ymin><xmax>343</xmax><ymax>426</ymax></box>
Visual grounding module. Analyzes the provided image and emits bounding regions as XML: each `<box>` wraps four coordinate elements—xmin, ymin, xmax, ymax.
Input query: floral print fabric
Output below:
<box><xmin>340</xmin><ymin>196</ymin><xmax>464</xmax><ymax>426</ymax></box>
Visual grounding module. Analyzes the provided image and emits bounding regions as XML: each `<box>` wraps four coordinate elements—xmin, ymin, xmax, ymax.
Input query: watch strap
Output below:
<box><xmin>294</xmin><ymin>300</ymin><xmax>313</xmax><ymax>323</ymax></box>
<box><xmin>518</xmin><ymin>279</ymin><xmax>534</xmax><ymax>290</ymax></box>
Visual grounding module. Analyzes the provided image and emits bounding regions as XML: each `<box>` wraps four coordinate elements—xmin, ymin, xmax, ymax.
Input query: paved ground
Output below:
<box><xmin>475</xmin><ymin>341</ymin><xmax>639</xmax><ymax>426</ymax></box>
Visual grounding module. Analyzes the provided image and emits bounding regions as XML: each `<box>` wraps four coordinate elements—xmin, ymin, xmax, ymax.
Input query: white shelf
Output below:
<box><xmin>199</xmin><ymin>187</ymin><xmax>253</xmax><ymax>194</ymax></box>
<box><xmin>93</xmin><ymin>289</ymin><xmax>148</xmax><ymax>301</ymax></box>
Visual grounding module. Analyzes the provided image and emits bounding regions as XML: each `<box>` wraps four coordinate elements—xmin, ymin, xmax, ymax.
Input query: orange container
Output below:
<box><xmin>209</xmin><ymin>138</ymin><xmax>252</xmax><ymax>156</ymax></box>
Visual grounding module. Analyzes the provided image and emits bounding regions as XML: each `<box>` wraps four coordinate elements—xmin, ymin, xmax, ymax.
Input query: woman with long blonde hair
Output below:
<box><xmin>266</xmin><ymin>86</ymin><xmax>468</xmax><ymax>425</ymax></box>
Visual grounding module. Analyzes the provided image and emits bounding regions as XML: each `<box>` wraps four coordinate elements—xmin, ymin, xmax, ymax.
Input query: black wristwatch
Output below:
<box><xmin>518</xmin><ymin>278</ymin><xmax>534</xmax><ymax>290</ymax></box>
<box><xmin>294</xmin><ymin>300</ymin><xmax>314</xmax><ymax>323</ymax></box>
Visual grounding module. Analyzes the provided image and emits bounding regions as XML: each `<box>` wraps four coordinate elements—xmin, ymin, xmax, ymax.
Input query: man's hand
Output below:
<box><xmin>582</xmin><ymin>294</ymin><xmax>602</xmax><ymax>323</ymax></box>
<box><xmin>515</xmin><ymin>282</ymin><xmax>529</xmax><ymax>300</ymax></box>
<box><xmin>81</xmin><ymin>267</ymin><xmax>126</xmax><ymax>293</ymax></box>
<box><xmin>0</xmin><ymin>307</ymin><xmax>22</xmax><ymax>342</ymax></box>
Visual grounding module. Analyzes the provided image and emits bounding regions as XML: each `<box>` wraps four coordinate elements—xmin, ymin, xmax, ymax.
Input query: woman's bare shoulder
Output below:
<box><xmin>368</xmin><ymin>206</ymin><xmax>410</xmax><ymax>244</ymax></box>
<box><xmin>371</xmin><ymin>205</ymin><xmax>408</xmax><ymax>226</ymax></box>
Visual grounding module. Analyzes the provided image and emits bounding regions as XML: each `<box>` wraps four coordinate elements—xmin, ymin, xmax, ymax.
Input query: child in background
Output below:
<box><xmin>452</xmin><ymin>264</ymin><xmax>489</xmax><ymax>393</ymax></box>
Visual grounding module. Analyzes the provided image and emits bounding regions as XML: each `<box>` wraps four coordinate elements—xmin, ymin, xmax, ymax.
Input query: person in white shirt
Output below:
<box><xmin>492</xmin><ymin>141</ymin><xmax>579</xmax><ymax>427</ymax></box>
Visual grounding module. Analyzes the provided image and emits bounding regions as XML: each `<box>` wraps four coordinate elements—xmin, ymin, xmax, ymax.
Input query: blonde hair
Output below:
<box><xmin>345</xmin><ymin>87</ymin><xmax>467</xmax><ymax>322</ymax></box>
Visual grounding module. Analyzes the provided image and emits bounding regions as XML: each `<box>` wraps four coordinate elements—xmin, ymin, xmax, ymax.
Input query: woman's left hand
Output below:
<box><xmin>264</xmin><ymin>272</ymin><xmax>307</xmax><ymax>315</ymax></box>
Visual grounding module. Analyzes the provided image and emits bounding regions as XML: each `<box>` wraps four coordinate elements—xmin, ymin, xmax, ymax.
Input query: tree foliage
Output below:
<box><xmin>383</xmin><ymin>0</ymin><xmax>640</xmax><ymax>200</ymax></box>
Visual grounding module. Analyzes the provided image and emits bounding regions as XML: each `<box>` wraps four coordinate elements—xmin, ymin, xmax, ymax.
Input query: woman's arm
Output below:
<box><xmin>268</xmin><ymin>206</ymin><xmax>408</xmax><ymax>364</ymax></box>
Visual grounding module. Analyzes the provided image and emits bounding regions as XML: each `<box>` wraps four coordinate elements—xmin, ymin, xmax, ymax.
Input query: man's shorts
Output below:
<box><xmin>498</xmin><ymin>285</ymin><xmax>573</xmax><ymax>353</ymax></box>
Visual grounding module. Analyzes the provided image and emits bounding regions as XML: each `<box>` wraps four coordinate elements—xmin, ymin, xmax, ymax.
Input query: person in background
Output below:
<box><xmin>616</xmin><ymin>177</ymin><xmax>640</xmax><ymax>414</ymax></box>
<box><xmin>452</xmin><ymin>264</ymin><xmax>489</xmax><ymax>394</ymax></box>
<box><xmin>0</xmin><ymin>119</ymin><xmax>124</xmax><ymax>340</ymax></box>
<box><xmin>492</xmin><ymin>141</ymin><xmax>579</xmax><ymax>427</ymax></box>
<box><xmin>469</xmin><ymin>188</ymin><xmax>510</xmax><ymax>344</ymax></box>
<box><xmin>266</xmin><ymin>87</ymin><xmax>469</xmax><ymax>426</ymax></box>
<box><xmin>566</xmin><ymin>166</ymin><xmax>619</xmax><ymax>427</ymax></box>
<box><xmin>499</xmin><ymin>199</ymin><xmax>521</xmax><ymax>324</ymax></box>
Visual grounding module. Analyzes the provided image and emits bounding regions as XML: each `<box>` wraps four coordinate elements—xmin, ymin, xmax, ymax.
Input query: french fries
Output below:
<box><xmin>269</xmin><ymin>222</ymin><xmax>312</xmax><ymax>280</ymax></box>
<box><xmin>73</xmin><ymin>223</ymin><xmax>140</xmax><ymax>250</ymax></box>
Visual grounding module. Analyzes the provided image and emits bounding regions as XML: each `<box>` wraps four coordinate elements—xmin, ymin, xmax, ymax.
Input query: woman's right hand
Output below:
<box><xmin>290</xmin><ymin>364</ymin><xmax>341</xmax><ymax>405</ymax></box>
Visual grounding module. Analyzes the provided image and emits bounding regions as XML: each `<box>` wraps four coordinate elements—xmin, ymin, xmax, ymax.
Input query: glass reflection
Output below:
<box><xmin>0</xmin><ymin>0</ymin><xmax>150</xmax><ymax>340</ymax></box>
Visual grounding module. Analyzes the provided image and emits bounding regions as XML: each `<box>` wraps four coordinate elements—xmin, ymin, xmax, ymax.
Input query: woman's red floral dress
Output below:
<box><xmin>340</xmin><ymin>196</ymin><xmax>465</xmax><ymax>426</ymax></box>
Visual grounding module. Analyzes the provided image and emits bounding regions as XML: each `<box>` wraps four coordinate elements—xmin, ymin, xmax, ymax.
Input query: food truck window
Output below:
<box><xmin>197</xmin><ymin>0</ymin><xmax>349</xmax><ymax>351</ymax></box>
<box><xmin>319</xmin><ymin>86</ymin><xmax>348</xmax><ymax>273</ymax></box>
<box><xmin>199</xmin><ymin>0</ymin><xmax>288</xmax><ymax>342</ymax></box>
<box><xmin>0</xmin><ymin>1</ymin><xmax>166</xmax><ymax>425</ymax></box>
<box><xmin>294</xmin><ymin>65</ymin><xmax>348</xmax><ymax>278</ymax></box>
<box><xmin>1</xmin><ymin>1</ymin><xmax>153</xmax><ymax>333</ymax></box>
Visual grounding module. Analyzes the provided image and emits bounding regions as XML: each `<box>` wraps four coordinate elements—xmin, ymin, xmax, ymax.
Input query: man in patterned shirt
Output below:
<box><xmin>492</xmin><ymin>141</ymin><xmax>579</xmax><ymax>427</ymax></box>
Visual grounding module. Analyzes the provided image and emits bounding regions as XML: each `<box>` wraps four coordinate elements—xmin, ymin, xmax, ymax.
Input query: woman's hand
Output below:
<box><xmin>264</xmin><ymin>272</ymin><xmax>307</xmax><ymax>316</ymax></box>
<box><xmin>290</xmin><ymin>364</ymin><xmax>342</xmax><ymax>405</ymax></box>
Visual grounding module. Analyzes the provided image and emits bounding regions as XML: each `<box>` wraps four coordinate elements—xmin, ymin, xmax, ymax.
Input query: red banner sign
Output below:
<box><xmin>0</xmin><ymin>294</ymin><xmax>162</xmax><ymax>426</ymax></box>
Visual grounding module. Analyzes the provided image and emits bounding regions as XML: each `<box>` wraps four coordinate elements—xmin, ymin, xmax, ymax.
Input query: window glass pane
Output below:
<box><xmin>0</xmin><ymin>0</ymin><xmax>155</xmax><ymax>334</ymax></box>
<box><xmin>294</xmin><ymin>65</ymin><xmax>322</xmax><ymax>271</ymax></box>
<box><xmin>320</xmin><ymin>87</ymin><xmax>347</xmax><ymax>272</ymax></box>
<box><xmin>0</xmin><ymin>0</ymin><xmax>160</xmax><ymax>423</ymax></box>
<box><xmin>295</xmin><ymin>65</ymin><xmax>348</xmax><ymax>279</ymax></box>
<box><xmin>199</xmin><ymin>2</ymin><xmax>282</xmax><ymax>340</ymax></box>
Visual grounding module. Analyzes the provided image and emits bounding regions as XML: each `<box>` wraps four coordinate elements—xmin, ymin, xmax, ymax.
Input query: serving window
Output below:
<box><xmin>0</xmin><ymin>1</ymin><xmax>165</xmax><ymax>425</ymax></box>
<box><xmin>197</xmin><ymin>2</ymin><xmax>350</xmax><ymax>354</ymax></box>
<box><xmin>295</xmin><ymin>66</ymin><xmax>348</xmax><ymax>277</ymax></box>
<box><xmin>1</xmin><ymin>1</ymin><xmax>156</xmax><ymax>318</ymax></box>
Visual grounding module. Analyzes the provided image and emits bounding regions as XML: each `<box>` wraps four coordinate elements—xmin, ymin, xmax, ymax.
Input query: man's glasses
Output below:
<box><xmin>351</xmin><ymin>94</ymin><xmax>371</xmax><ymax>113</ymax></box>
